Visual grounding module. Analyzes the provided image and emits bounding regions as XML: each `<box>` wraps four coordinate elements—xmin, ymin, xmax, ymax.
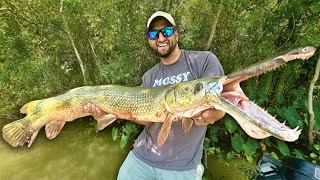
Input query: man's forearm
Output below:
<box><xmin>193</xmin><ymin>108</ymin><xmax>225</xmax><ymax>126</ymax></box>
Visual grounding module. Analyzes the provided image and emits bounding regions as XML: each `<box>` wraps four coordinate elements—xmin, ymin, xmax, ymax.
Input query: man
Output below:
<box><xmin>85</xmin><ymin>11</ymin><xmax>240</xmax><ymax>179</ymax></box>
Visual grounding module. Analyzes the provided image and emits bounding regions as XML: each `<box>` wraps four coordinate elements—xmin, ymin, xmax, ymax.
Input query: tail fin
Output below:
<box><xmin>2</xmin><ymin>119</ymin><xmax>39</xmax><ymax>147</ymax></box>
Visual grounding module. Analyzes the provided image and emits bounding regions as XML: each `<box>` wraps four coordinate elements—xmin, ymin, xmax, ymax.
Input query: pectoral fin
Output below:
<box><xmin>96</xmin><ymin>114</ymin><xmax>117</xmax><ymax>131</ymax></box>
<box><xmin>45</xmin><ymin>121</ymin><xmax>66</xmax><ymax>139</ymax></box>
<box><xmin>182</xmin><ymin>117</ymin><xmax>193</xmax><ymax>133</ymax></box>
<box><xmin>157</xmin><ymin>117</ymin><xmax>173</xmax><ymax>146</ymax></box>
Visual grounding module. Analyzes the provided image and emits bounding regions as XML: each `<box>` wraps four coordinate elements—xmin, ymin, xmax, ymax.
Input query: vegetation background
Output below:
<box><xmin>1</xmin><ymin>0</ymin><xmax>319</xmax><ymax>163</ymax></box>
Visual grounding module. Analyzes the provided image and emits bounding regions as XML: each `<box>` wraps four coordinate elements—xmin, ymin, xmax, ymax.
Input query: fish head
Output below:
<box><xmin>164</xmin><ymin>76</ymin><xmax>225</xmax><ymax>112</ymax></box>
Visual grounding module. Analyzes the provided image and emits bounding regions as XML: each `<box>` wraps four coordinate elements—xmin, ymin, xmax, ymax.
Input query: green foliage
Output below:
<box><xmin>227</xmin><ymin>152</ymin><xmax>234</xmax><ymax>160</ymax></box>
<box><xmin>229</xmin><ymin>134</ymin><xmax>260</xmax><ymax>163</ymax></box>
<box><xmin>277</xmin><ymin>106</ymin><xmax>304</xmax><ymax>128</ymax></box>
<box><xmin>312</xmin><ymin>99</ymin><xmax>320</xmax><ymax>131</ymax></box>
<box><xmin>292</xmin><ymin>149</ymin><xmax>304</xmax><ymax>159</ymax></box>
<box><xmin>207</xmin><ymin>125</ymin><xmax>220</xmax><ymax>143</ymax></box>
<box><xmin>243</xmin><ymin>138</ymin><xmax>260</xmax><ymax>163</ymax></box>
<box><xmin>231</xmin><ymin>134</ymin><xmax>243</xmax><ymax>153</ymax></box>
<box><xmin>270</xmin><ymin>152</ymin><xmax>279</xmax><ymax>160</ymax></box>
<box><xmin>118</xmin><ymin>122</ymin><xmax>139</xmax><ymax>149</ymax></box>
<box><xmin>276</xmin><ymin>140</ymin><xmax>290</xmax><ymax>156</ymax></box>
<box><xmin>112</xmin><ymin>127</ymin><xmax>118</xmax><ymax>141</ymax></box>
<box><xmin>120</xmin><ymin>133</ymin><xmax>129</xmax><ymax>149</ymax></box>
<box><xmin>172</xmin><ymin>0</ymin><xmax>213</xmax><ymax>50</ymax></box>
<box><xmin>224</xmin><ymin>115</ymin><xmax>240</xmax><ymax>133</ymax></box>
<box><xmin>310</xmin><ymin>142</ymin><xmax>320</xmax><ymax>164</ymax></box>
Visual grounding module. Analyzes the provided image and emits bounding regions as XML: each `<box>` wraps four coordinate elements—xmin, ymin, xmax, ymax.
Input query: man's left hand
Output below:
<box><xmin>193</xmin><ymin>108</ymin><xmax>225</xmax><ymax>126</ymax></box>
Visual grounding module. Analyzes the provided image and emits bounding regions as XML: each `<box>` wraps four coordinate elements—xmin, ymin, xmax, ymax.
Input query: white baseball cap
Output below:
<box><xmin>147</xmin><ymin>11</ymin><xmax>176</xmax><ymax>28</ymax></box>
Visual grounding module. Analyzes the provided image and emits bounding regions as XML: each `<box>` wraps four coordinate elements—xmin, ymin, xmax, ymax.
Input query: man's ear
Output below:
<box><xmin>175</xmin><ymin>31</ymin><xmax>179</xmax><ymax>41</ymax></box>
<box><xmin>148</xmin><ymin>38</ymin><xmax>152</xmax><ymax>46</ymax></box>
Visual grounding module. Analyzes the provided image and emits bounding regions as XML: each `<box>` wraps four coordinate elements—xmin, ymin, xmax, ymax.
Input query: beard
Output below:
<box><xmin>153</xmin><ymin>40</ymin><xmax>178</xmax><ymax>58</ymax></box>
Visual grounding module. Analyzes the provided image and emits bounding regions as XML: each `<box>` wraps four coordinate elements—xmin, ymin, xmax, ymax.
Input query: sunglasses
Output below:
<box><xmin>147</xmin><ymin>26</ymin><xmax>175</xmax><ymax>40</ymax></box>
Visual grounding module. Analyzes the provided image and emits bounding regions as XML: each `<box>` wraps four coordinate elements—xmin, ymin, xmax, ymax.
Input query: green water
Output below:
<box><xmin>0</xmin><ymin>116</ymin><xmax>255</xmax><ymax>180</ymax></box>
<box><xmin>206</xmin><ymin>155</ymin><xmax>256</xmax><ymax>180</ymax></box>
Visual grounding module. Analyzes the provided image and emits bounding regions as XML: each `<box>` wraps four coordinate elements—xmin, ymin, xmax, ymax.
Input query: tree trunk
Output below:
<box><xmin>308</xmin><ymin>55</ymin><xmax>320</xmax><ymax>149</ymax></box>
<box><xmin>205</xmin><ymin>3</ymin><xmax>223</xmax><ymax>50</ymax></box>
<box><xmin>62</xmin><ymin>15</ymin><xmax>87</xmax><ymax>85</ymax></box>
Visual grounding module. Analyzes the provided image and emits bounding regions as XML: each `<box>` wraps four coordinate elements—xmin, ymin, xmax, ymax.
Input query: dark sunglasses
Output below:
<box><xmin>147</xmin><ymin>26</ymin><xmax>175</xmax><ymax>40</ymax></box>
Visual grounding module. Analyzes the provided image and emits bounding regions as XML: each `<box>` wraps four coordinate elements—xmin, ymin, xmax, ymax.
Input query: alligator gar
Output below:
<box><xmin>2</xmin><ymin>46</ymin><xmax>316</xmax><ymax>147</ymax></box>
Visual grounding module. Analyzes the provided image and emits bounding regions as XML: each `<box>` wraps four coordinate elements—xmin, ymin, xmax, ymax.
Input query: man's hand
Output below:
<box><xmin>193</xmin><ymin>108</ymin><xmax>225</xmax><ymax>126</ymax></box>
<box><xmin>84</xmin><ymin>103</ymin><xmax>107</xmax><ymax>121</ymax></box>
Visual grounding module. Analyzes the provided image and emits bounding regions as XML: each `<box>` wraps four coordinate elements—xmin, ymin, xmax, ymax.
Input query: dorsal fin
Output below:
<box><xmin>157</xmin><ymin>116</ymin><xmax>173</xmax><ymax>146</ymax></box>
<box><xmin>45</xmin><ymin>121</ymin><xmax>66</xmax><ymax>139</ymax></box>
<box><xmin>20</xmin><ymin>100</ymin><xmax>43</xmax><ymax>114</ymax></box>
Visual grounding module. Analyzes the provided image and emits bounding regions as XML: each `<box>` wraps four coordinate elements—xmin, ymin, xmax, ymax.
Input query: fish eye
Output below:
<box><xmin>194</xmin><ymin>83</ymin><xmax>203</xmax><ymax>94</ymax></box>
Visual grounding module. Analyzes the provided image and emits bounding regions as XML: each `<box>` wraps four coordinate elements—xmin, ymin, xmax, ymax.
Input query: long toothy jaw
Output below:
<box><xmin>212</xmin><ymin>91</ymin><xmax>301</xmax><ymax>141</ymax></box>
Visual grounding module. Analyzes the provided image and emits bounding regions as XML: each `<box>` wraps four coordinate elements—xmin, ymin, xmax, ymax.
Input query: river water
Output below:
<box><xmin>0</xmin><ymin>116</ymin><xmax>255</xmax><ymax>180</ymax></box>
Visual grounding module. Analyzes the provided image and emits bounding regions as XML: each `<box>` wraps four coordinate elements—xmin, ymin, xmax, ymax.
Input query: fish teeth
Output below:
<box><xmin>293</xmin><ymin>126</ymin><xmax>299</xmax><ymax>131</ymax></box>
<box><xmin>297</xmin><ymin>129</ymin><xmax>302</xmax><ymax>134</ymax></box>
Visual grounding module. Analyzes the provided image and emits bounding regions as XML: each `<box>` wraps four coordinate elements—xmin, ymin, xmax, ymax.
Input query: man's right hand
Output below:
<box><xmin>84</xmin><ymin>103</ymin><xmax>107</xmax><ymax>121</ymax></box>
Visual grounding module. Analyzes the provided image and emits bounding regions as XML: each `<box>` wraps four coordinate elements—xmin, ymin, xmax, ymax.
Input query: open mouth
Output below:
<box><xmin>158</xmin><ymin>43</ymin><xmax>168</xmax><ymax>47</ymax></box>
<box><xmin>221</xmin><ymin>91</ymin><xmax>281</xmax><ymax>129</ymax></box>
<box><xmin>208</xmin><ymin>89</ymin><xmax>301</xmax><ymax>141</ymax></box>
<box><xmin>157</xmin><ymin>43</ymin><xmax>169</xmax><ymax>50</ymax></box>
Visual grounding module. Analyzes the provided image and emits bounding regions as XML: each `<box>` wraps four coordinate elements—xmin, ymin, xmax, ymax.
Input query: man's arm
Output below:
<box><xmin>84</xmin><ymin>103</ymin><xmax>153</xmax><ymax>127</ymax></box>
<box><xmin>193</xmin><ymin>108</ymin><xmax>225</xmax><ymax>126</ymax></box>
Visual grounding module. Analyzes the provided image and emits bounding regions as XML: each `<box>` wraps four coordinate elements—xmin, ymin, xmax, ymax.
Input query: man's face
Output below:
<box><xmin>148</xmin><ymin>19</ymin><xmax>179</xmax><ymax>58</ymax></box>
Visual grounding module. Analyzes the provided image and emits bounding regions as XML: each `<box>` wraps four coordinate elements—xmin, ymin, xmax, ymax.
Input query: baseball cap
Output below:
<box><xmin>147</xmin><ymin>11</ymin><xmax>176</xmax><ymax>28</ymax></box>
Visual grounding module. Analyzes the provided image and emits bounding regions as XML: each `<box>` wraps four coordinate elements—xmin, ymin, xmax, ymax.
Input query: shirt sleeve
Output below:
<box><xmin>200</xmin><ymin>52</ymin><xmax>224</xmax><ymax>78</ymax></box>
<box><xmin>141</xmin><ymin>64</ymin><xmax>159</xmax><ymax>88</ymax></box>
<box><xmin>141</xmin><ymin>70</ymin><xmax>153</xmax><ymax>88</ymax></box>
<box><xmin>141</xmin><ymin>73</ymin><xmax>147</xmax><ymax>87</ymax></box>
